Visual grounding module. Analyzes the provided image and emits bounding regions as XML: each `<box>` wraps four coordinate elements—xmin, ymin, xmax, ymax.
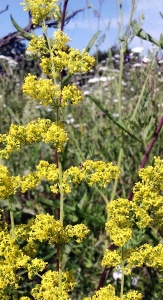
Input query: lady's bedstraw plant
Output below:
<box><xmin>0</xmin><ymin>1</ymin><xmax>162</xmax><ymax>300</ymax></box>
<box><xmin>84</xmin><ymin>156</ymin><xmax>163</xmax><ymax>300</ymax></box>
<box><xmin>0</xmin><ymin>0</ymin><xmax>120</xmax><ymax>299</ymax></box>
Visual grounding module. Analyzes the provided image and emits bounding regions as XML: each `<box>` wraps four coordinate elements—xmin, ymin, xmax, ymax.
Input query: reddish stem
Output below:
<box><xmin>128</xmin><ymin>115</ymin><xmax>163</xmax><ymax>200</ymax></box>
<box><xmin>61</xmin><ymin>0</ymin><xmax>69</xmax><ymax>31</ymax></box>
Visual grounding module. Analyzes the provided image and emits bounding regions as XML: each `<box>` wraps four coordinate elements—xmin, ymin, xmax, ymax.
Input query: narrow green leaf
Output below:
<box><xmin>89</xmin><ymin>96</ymin><xmax>141</xmax><ymax>142</ymax></box>
<box><xmin>10</xmin><ymin>15</ymin><xmax>33</xmax><ymax>40</ymax></box>
<box><xmin>160</xmin><ymin>12</ymin><xmax>163</xmax><ymax>19</ymax></box>
<box><xmin>131</xmin><ymin>22</ymin><xmax>161</xmax><ymax>48</ymax></box>
<box><xmin>85</xmin><ymin>31</ymin><xmax>101</xmax><ymax>53</ymax></box>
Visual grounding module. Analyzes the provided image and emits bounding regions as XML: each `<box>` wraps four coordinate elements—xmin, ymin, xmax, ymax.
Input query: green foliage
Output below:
<box><xmin>0</xmin><ymin>1</ymin><xmax>163</xmax><ymax>300</ymax></box>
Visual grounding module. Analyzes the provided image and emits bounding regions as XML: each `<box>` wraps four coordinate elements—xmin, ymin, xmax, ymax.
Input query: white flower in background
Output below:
<box><xmin>131</xmin><ymin>47</ymin><xmax>144</xmax><ymax>53</ymax></box>
<box><xmin>88</xmin><ymin>77</ymin><xmax>99</xmax><ymax>84</ymax></box>
<box><xmin>99</xmin><ymin>66</ymin><xmax>108</xmax><ymax>71</ymax></box>
<box><xmin>133</xmin><ymin>63</ymin><xmax>142</xmax><ymax>68</ymax></box>
<box><xmin>46</xmin><ymin>107</ymin><xmax>52</xmax><ymax>112</ymax></box>
<box><xmin>0</xmin><ymin>55</ymin><xmax>17</xmax><ymax>67</ymax></box>
<box><xmin>100</xmin><ymin>76</ymin><xmax>107</xmax><ymax>82</ymax></box>
<box><xmin>25</xmin><ymin>50</ymin><xmax>34</xmax><ymax>56</ymax></box>
<box><xmin>107</xmin><ymin>76</ymin><xmax>115</xmax><ymax>81</ymax></box>
<box><xmin>142</xmin><ymin>56</ymin><xmax>150</xmax><ymax>63</ymax></box>
<box><xmin>83</xmin><ymin>90</ymin><xmax>91</xmax><ymax>96</ymax></box>
<box><xmin>122</xmin><ymin>80</ymin><xmax>127</xmax><ymax>86</ymax></box>
<box><xmin>158</xmin><ymin>60</ymin><xmax>163</xmax><ymax>64</ymax></box>
<box><xmin>66</xmin><ymin>114</ymin><xmax>75</xmax><ymax>124</ymax></box>
<box><xmin>114</xmin><ymin>54</ymin><xmax>120</xmax><ymax>59</ymax></box>
<box><xmin>131</xmin><ymin>277</ymin><xmax>139</xmax><ymax>286</ymax></box>
<box><xmin>0</xmin><ymin>55</ymin><xmax>10</xmax><ymax>61</ymax></box>
<box><xmin>113</xmin><ymin>270</ymin><xmax>122</xmax><ymax>280</ymax></box>
<box><xmin>112</xmin><ymin>113</ymin><xmax>119</xmax><ymax>118</ymax></box>
<box><xmin>150</xmin><ymin>45</ymin><xmax>159</xmax><ymax>53</ymax></box>
<box><xmin>8</xmin><ymin>59</ymin><xmax>18</xmax><ymax>67</ymax></box>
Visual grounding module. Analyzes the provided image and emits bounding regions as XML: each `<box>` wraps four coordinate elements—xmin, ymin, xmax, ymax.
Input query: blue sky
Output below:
<box><xmin>0</xmin><ymin>0</ymin><xmax>163</xmax><ymax>55</ymax></box>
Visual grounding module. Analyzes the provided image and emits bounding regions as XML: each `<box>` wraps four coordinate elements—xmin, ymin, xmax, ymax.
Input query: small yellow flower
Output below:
<box><xmin>21</xmin><ymin>0</ymin><xmax>59</xmax><ymax>25</ymax></box>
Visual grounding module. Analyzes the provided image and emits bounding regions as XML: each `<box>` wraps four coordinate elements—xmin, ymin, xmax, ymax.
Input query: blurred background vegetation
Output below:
<box><xmin>0</xmin><ymin>1</ymin><xmax>163</xmax><ymax>299</ymax></box>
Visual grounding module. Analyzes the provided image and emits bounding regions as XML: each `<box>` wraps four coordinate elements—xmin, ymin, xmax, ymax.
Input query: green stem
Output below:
<box><xmin>131</xmin><ymin>64</ymin><xmax>154</xmax><ymax>121</ymax></box>
<box><xmin>118</xmin><ymin>49</ymin><xmax>124</xmax><ymax>117</ymax></box>
<box><xmin>118</xmin><ymin>0</ymin><xmax>123</xmax><ymax>117</ymax></box>
<box><xmin>110</xmin><ymin>148</ymin><xmax>123</xmax><ymax>202</ymax></box>
<box><xmin>9</xmin><ymin>200</ymin><xmax>16</xmax><ymax>240</ymax></box>
<box><xmin>118</xmin><ymin>0</ymin><xmax>136</xmax><ymax>117</ymax></box>
<box><xmin>120</xmin><ymin>246</ymin><xmax>125</xmax><ymax>299</ymax></box>
<box><xmin>58</xmin><ymin>159</ymin><xmax>64</xmax><ymax>293</ymax></box>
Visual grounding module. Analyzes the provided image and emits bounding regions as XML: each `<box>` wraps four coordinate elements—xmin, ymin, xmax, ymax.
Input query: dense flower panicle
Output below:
<box><xmin>0</xmin><ymin>165</ymin><xmax>20</xmax><ymax>199</ymax></box>
<box><xmin>67</xmin><ymin>48</ymin><xmax>95</xmax><ymax>74</ymax></box>
<box><xmin>84</xmin><ymin>285</ymin><xmax>142</xmax><ymax>300</ymax></box>
<box><xmin>53</xmin><ymin>30</ymin><xmax>71</xmax><ymax>51</ymax></box>
<box><xmin>31</xmin><ymin>270</ymin><xmax>75</xmax><ymax>299</ymax></box>
<box><xmin>133</xmin><ymin>156</ymin><xmax>163</xmax><ymax>228</ymax></box>
<box><xmin>105</xmin><ymin>199</ymin><xmax>133</xmax><ymax>246</ymax></box>
<box><xmin>61</xmin><ymin>84</ymin><xmax>83</xmax><ymax>106</ymax></box>
<box><xmin>0</xmin><ymin>231</ymin><xmax>29</xmax><ymax>289</ymax></box>
<box><xmin>0</xmin><ymin>226</ymin><xmax>48</xmax><ymax>292</ymax></box>
<box><xmin>40</xmin><ymin>48</ymin><xmax>95</xmax><ymax>77</ymax></box>
<box><xmin>28</xmin><ymin>30</ymin><xmax>70</xmax><ymax>57</ymax></box>
<box><xmin>84</xmin><ymin>284</ymin><xmax>119</xmax><ymax>300</ymax></box>
<box><xmin>123</xmin><ymin>291</ymin><xmax>142</xmax><ymax>300</ymax></box>
<box><xmin>0</xmin><ymin>119</ymin><xmax>68</xmax><ymax>158</ymax></box>
<box><xmin>23</xmin><ymin>73</ymin><xmax>83</xmax><ymax>107</ymax></box>
<box><xmin>101</xmin><ymin>249</ymin><xmax>121</xmax><ymax>268</ymax></box>
<box><xmin>22</xmin><ymin>74</ymin><xmax>60</xmax><ymax>106</ymax></box>
<box><xmin>27</xmin><ymin>258</ymin><xmax>47</xmax><ymax>279</ymax></box>
<box><xmin>28</xmin><ymin>35</ymin><xmax>52</xmax><ymax>55</ymax></box>
<box><xmin>127</xmin><ymin>244</ymin><xmax>163</xmax><ymax>270</ymax></box>
<box><xmin>21</xmin><ymin>0</ymin><xmax>59</xmax><ymax>25</ymax></box>
<box><xmin>28</xmin><ymin>214</ymin><xmax>89</xmax><ymax>244</ymax></box>
<box><xmin>0</xmin><ymin>159</ymin><xmax>119</xmax><ymax>196</ymax></box>
<box><xmin>62</xmin><ymin>160</ymin><xmax>120</xmax><ymax>193</ymax></box>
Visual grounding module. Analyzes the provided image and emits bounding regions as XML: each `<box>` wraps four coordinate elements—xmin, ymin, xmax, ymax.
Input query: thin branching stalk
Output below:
<box><xmin>110</xmin><ymin>147</ymin><xmax>123</xmax><ymax>202</ymax></box>
<box><xmin>9</xmin><ymin>199</ymin><xmax>16</xmax><ymax>239</ymax></box>
<box><xmin>128</xmin><ymin>115</ymin><xmax>163</xmax><ymax>200</ymax></box>
<box><xmin>120</xmin><ymin>247</ymin><xmax>125</xmax><ymax>299</ymax></box>
<box><xmin>118</xmin><ymin>0</ymin><xmax>136</xmax><ymax>117</ymax></box>
<box><xmin>131</xmin><ymin>59</ymin><xmax>155</xmax><ymax>121</ymax></box>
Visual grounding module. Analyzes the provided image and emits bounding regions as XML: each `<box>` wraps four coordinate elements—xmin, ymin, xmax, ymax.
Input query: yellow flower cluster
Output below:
<box><xmin>21</xmin><ymin>0</ymin><xmax>59</xmax><ymax>25</ymax></box>
<box><xmin>84</xmin><ymin>285</ymin><xmax>142</xmax><ymax>300</ymax></box>
<box><xmin>23</xmin><ymin>74</ymin><xmax>83</xmax><ymax>107</ymax></box>
<box><xmin>0</xmin><ymin>118</ymin><xmax>68</xmax><ymax>158</ymax></box>
<box><xmin>133</xmin><ymin>156</ymin><xmax>163</xmax><ymax>228</ymax></box>
<box><xmin>28</xmin><ymin>213</ymin><xmax>89</xmax><ymax>244</ymax></box>
<box><xmin>40</xmin><ymin>48</ymin><xmax>95</xmax><ymax>77</ymax></box>
<box><xmin>31</xmin><ymin>270</ymin><xmax>75</xmax><ymax>300</ymax></box>
<box><xmin>20</xmin><ymin>160</ymin><xmax>59</xmax><ymax>193</ymax></box>
<box><xmin>22</xmin><ymin>30</ymin><xmax>95</xmax><ymax>107</ymax></box>
<box><xmin>104</xmin><ymin>157</ymin><xmax>163</xmax><ymax>247</ymax></box>
<box><xmin>62</xmin><ymin>160</ymin><xmax>120</xmax><ymax>193</ymax></box>
<box><xmin>0</xmin><ymin>159</ymin><xmax>120</xmax><ymax>198</ymax></box>
<box><xmin>0</xmin><ymin>165</ymin><xmax>20</xmax><ymax>199</ymax></box>
<box><xmin>84</xmin><ymin>285</ymin><xmax>119</xmax><ymax>300</ymax></box>
<box><xmin>0</xmin><ymin>228</ymin><xmax>47</xmax><ymax>289</ymax></box>
<box><xmin>127</xmin><ymin>244</ymin><xmax>163</xmax><ymax>270</ymax></box>
<box><xmin>101</xmin><ymin>249</ymin><xmax>121</xmax><ymax>268</ymax></box>
<box><xmin>22</xmin><ymin>74</ymin><xmax>61</xmax><ymax>106</ymax></box>
<box><xmin>28</xmin><ymin>30</ymin><xmax>95</xmax><ymax>76</ymax></box>
<box><xmin>105</xmin><ymin>198</ymin><xmax>133</xmax><ymax>247</ymax></box>
<box><xmin>27</xmin><ymin>257</ymin><xmax>47</xmax><ymax>279</ymax></box>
